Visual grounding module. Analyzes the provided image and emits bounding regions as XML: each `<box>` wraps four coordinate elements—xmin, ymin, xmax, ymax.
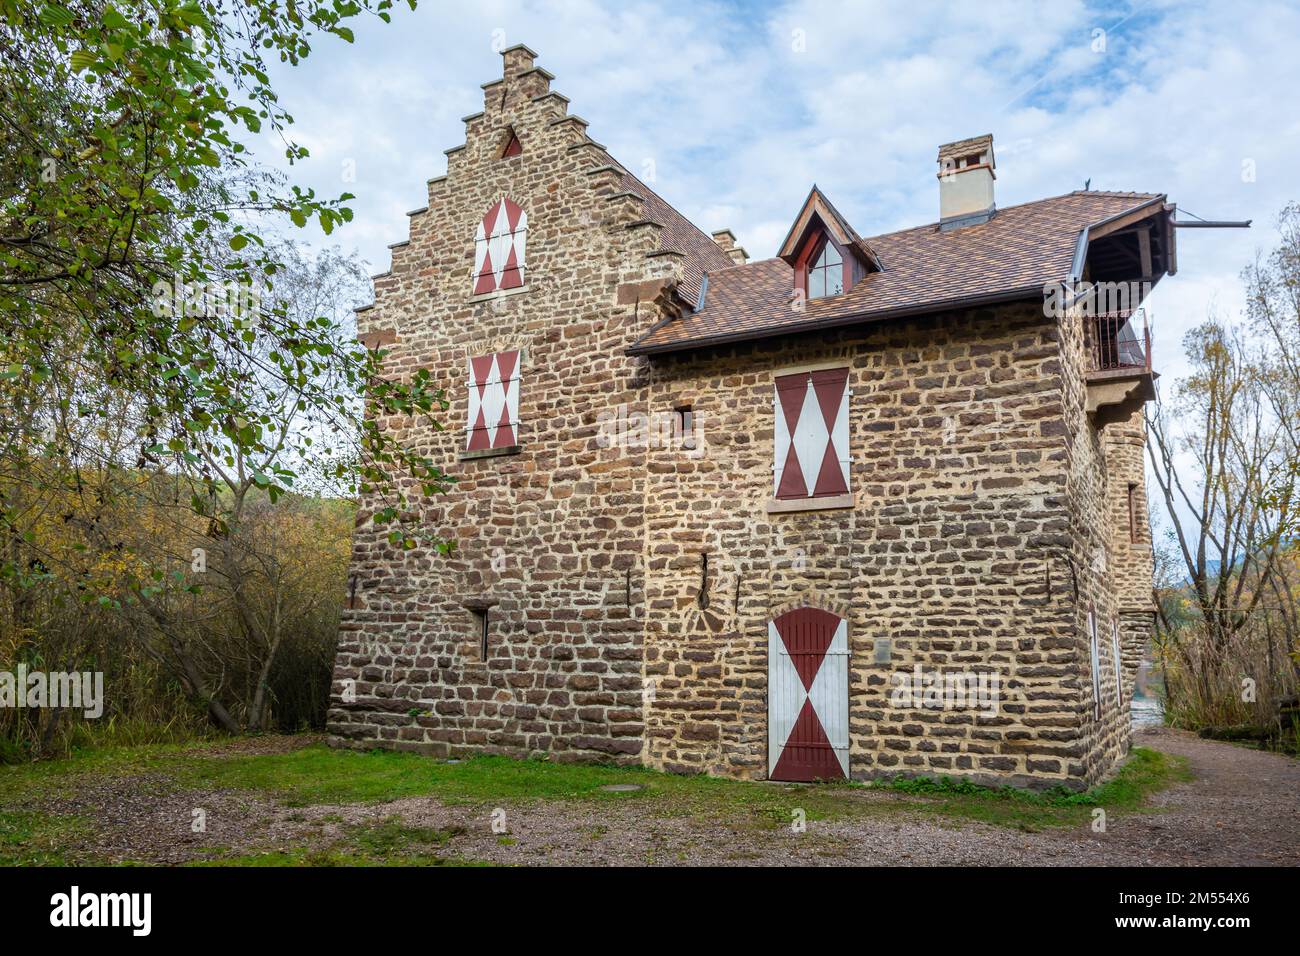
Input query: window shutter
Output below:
<box><xmin>774</xmin><ymin>368</ymin><xmax>850</xmax><ymax>500</ymax></box>
<box><xmin>466</xmin><ymin>350</ymin><xmax>521</xmax><ymax>450</ymax></box>
<box><xmin>472</xmin><ymin>198</ymin><xmax>527</xmax><ymax>296</ymax></box>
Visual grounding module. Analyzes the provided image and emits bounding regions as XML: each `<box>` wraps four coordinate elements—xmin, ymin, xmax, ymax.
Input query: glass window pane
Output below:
<box><xmin>828</xmin><ymin>270</ymin><xmax>843</xmax><ymax>295</ymax></box>
<box><xmin>819</xmin><ymin>241</ymin><xmax>842</xmax><ymax>268</ymax></box>
<box><xmin>808</xmin><ymin>268</ymin><xmax>826</xmax><ymax>299</ymax></box>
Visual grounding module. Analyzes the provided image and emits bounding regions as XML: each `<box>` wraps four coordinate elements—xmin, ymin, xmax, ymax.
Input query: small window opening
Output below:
<box><xmin>1127</xmin><ymin>483</ymin><xmax>1138</xmax><ymax>544</ymax></box>
<box><xmin>471</xmin><ymin>607</ymin><xmax>489</xmax><ymax>659</ymax></box>
<box><xmin>673</xmin><ymin>405</ymin><xmax>694</xmax><ymax>448</ymax></box>
<box><xmin>698</xmin><ymin>552</ymin><xmax>709</xmax><ymax>610</ymax></box>
<box><xmin>501</xmin><ymin>130</ymin><xmax>523</xmax><ymax>158</ymax></box>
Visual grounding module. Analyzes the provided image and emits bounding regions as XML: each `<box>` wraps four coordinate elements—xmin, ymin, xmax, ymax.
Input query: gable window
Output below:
<box><xmin>473</xmin><ymin>197</ymin><xmax>527</xmax><ymax>296</ymax></box>
<box><xmin>465</xmin><ymin>350</ymin><xmax>521</xmax><ymax>453</ymax></box>
<box><xmin>501</xmin><ymin>129</ymin><xmax>523</xmax><ymax>158</ymax></box>
<box><xmin>773</xmin><ymin>367</ymin><xmax>850</xmax><ymax>502</ymax></box>
<box><xmin>777</xmin><ymin>188</ymin><xmax>880</xmax><ymax>304</ymax></box>
<box><xmin>806</xmin><ymin>238</ymin><xmax>844</xmax><ymax>299</ymax></box>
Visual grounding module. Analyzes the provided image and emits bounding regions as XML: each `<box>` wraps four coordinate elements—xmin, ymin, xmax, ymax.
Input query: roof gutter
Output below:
<box><xmin>626</xmin><ymin>284</ymin><xmax>1046</xmax><ymax>357</ymax></box>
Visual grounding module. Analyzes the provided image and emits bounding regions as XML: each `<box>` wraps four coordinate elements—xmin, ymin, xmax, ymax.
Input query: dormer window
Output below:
<box><xmin>807</xmin><ymin>238</ymin><xmax>844</xmax><ymax>299</ymax></box>
<box><xmin>776</xmin><ymin>186</ymin><xmax>881</xmax><ymax>306</ymax></box>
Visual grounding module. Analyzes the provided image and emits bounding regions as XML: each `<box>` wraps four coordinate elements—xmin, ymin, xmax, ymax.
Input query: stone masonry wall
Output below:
<box><xmin>329</xmin><ymin>47</ymin><xmax>674</xmax><ymax>763</ymax></box>
<box><xmin>1058</xmin><ymin>311</ymin><xmax>1133</xmax><ymax>787</ymax></box>
<box><xmin>641</xmin><ymin>302</ymin><xmax>1120</xmax><ymax>790</ymax></box>
<box><xmin>1102</xmin><ymin>407</ymin><xmax>1156</xmax><ymax>700</ymax></box>
<box><xmin>330</xmin><ymin>49</ymin><xmax>1152</xmax><ymax>792</ymax></box>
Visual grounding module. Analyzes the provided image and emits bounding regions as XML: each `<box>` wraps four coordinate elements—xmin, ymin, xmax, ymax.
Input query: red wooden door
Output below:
<box><xmin>768</xmin><ymin>607</ymin><xmax>849</xmax><ymax>781</ymax></box>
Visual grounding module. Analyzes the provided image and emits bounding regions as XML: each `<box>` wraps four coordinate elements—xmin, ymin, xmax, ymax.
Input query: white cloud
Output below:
<box><xmin>247</xmin><ymin>0</ymin><xmax>1297</xmax><ymax>386</ymax></box>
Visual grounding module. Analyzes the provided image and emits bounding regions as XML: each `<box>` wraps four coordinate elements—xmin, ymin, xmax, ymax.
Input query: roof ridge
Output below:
<box><xmin>860</xmin><ymin>189</ymin><xmax>1165</xmax><ymax>244</ymax></box>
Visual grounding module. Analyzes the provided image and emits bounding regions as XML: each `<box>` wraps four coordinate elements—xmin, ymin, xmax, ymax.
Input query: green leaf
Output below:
<box><xmin>38</xmin><ymin>4</ymin><xmax>74</xmax><ymax>27</ymax></box>
<box><xmin>102</xmin><ymin>6</ymin><xmax>130</xmax><ymax>30</ymax></box>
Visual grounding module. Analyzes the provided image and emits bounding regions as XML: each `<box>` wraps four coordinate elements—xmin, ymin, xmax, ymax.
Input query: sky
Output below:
<box><xmin>251</xmin><ymin>0</ymin><xmax>1300</xmax><ymax>389</ymax></box>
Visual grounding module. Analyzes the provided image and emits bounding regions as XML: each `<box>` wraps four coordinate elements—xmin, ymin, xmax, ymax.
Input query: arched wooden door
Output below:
<box><xmin>768</xmin><ymin>607</ymin><xmax>849</xmax><ymax>781</ymax></box>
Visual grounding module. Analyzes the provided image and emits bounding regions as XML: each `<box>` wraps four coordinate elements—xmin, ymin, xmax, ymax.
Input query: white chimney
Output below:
<box><xmin>937</xmin><ymin>134</ymin><xmax>996</xmax><ymax>230</ymax></box>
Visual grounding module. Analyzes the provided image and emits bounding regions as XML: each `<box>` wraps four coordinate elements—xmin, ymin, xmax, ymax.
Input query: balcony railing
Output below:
<box><xmin>1087</xmin><ymin>309</ymin><xmax>1151</xmax><ymax>373</ymax></box>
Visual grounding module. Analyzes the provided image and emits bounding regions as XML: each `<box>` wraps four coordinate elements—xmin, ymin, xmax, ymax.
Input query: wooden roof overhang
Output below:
<box><xmin>1069</xmin><ymin>195</ymin><xmax>1177</xmax><ymax>290</ymax></box>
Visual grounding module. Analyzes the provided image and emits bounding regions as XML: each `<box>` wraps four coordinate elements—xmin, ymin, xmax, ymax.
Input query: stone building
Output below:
<box><xmin>329</xmin><ymin>46</ymin><xmax>1173</xmax><ymax>790</ymax></box>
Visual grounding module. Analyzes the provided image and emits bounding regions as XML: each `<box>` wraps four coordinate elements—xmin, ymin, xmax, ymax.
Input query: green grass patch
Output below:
<box><xmin>869</xmin><ymin>747</ymin><xmax>1192</xmax><ymax>831</ymax></box>
<box><xmin>174</xmin><ymin>742</ymin><xmax>1189</xmax><ymax>833</ymax></box>
<box><xmin>187</xmin><ymin>847</ymin><xmax>487</xmax><ymax>867</ymax></box>
<box><xmin>0</xmin><ymin>810</ymin><xmax>93</xmax><ymax>865</ymax></box>
<box><xmin>0</xmin><ymin>738</ymin><xmax>1194</xmax><ymax>866</ymax></box>
<box><xmin>348</xmin><ymin>817</ymin><xmax>462</xmax><ymax>855</ymax></box>
<box><xmin>188</xmin><ymin>816</ymin><xmax>484</xmax><ymax>867</ymax></box>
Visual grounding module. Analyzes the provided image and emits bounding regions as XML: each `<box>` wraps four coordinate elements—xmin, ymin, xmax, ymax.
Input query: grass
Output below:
<box><xmin>173</xmin><ymin>742</ymin><xmax>1189</xmax><ymax>832</ymax></box>
<box><xmin>0</xmin><ymin>810</ymin><xmax>94</xmax><ymax>866</ymax></box>
<box><xmin>0</xmin><ymin>737</ymin><xmax>1193</xmax><ymax>864</ymax></box>
<box><xmin>868</xmin><ymin>747</ymin><xmax>1193</xmax><ymax>831</ymax></box>
<box><xmin>188</xmin><ymin>848</ymin><xmax>488</xmax><ymax>867</ymax></box>
<box><xmin>188</xmin><ymin>817</ymin><xmax>485</xmax><ymax>867</ymax></box>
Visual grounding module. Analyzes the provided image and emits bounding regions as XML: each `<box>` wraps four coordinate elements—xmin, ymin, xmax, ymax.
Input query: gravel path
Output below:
<box><xmin>23</xmin><ymin>727</ymin><xmax>1300</xmax><ymax>866</ymax></box>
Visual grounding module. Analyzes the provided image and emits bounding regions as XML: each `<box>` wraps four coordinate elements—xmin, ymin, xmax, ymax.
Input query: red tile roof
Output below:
<box><xmin>628</xmin><ymin>190</ymin><xmax>1166</xmax><ymax>355</ymax></box>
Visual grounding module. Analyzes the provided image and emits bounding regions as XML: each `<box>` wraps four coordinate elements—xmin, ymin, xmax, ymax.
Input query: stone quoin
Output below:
<box><xmin>329</xmin><ymin>45</ymin><xmax>1167</xmax><ymax>791</ymax></box>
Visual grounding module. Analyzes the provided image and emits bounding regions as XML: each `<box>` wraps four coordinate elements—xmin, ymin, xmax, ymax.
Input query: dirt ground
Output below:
<box><xmin>23</xmin><ymin>727</ymin><xmax>1300</xmax><ymax>866</ymax></box>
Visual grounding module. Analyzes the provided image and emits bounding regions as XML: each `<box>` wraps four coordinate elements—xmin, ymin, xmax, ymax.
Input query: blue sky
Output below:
<box><xmin>252</xmin><ymin>0</ymin><xmax>1300</xmax><ymax>387</ymax></box>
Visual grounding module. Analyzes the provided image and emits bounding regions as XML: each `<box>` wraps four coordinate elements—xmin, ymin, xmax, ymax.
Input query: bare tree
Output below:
<box><xmin>1146</xmin><ymin>319</ymin><xmax>1294</xmax><ymax>702</ymax></box>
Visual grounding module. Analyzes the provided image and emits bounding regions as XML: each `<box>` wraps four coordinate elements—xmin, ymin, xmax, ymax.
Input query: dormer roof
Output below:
<box><xmin>776</xmin><ymin>185</ymin><xmax>883</xmax><ymax>272</ymax></box>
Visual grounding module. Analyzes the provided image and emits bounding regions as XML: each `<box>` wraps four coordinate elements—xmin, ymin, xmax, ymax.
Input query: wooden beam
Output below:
<box><xmin>1088</xmin><ymin>200</ymin><xmax>1165</xmax><ymax>241</ymax></box>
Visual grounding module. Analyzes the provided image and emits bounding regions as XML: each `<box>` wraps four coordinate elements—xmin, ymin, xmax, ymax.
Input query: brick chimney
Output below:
<box><xmin>936</xmin><ymin>134</ymin><xmax>995</xmax><ymax>231</ymax></box>
<box><xmin>711</xmin><ymin>229</ymin><xmax>749</xmax><ymax>265</ymax></box>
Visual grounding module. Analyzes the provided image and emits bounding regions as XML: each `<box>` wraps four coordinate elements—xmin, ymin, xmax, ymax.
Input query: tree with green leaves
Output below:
<box><xmin>1</xmin><ymin>0</ymin><xmax>449</xmax><ymax>568</ymax></box>
<box><xmin>1</xmin><ymin>0</ymin><xmax>452</xmax><ymax>728</ymax></box>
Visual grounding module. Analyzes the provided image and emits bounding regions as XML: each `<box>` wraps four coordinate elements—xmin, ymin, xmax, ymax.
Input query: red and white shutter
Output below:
<box><xmin>472</xmin><ymin>198</ymin><xmax>527</xmax><ymax>296</ymax></box>
<box><xmin>768</xmin><ymin>607</ymin><xmax>849</xmax><ymax>781</ymax></box>
<box><xmin>466</xmin><ymin>350</ymin><xmax>521</xmax><ymax>450</ymax></box>
<box><xmin>773</xmin><ymin>368</ymin><xmax>850</xmax><ymax>499</ymax></box>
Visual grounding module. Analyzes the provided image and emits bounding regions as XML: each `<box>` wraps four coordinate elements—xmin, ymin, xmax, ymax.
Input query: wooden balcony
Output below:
<box><xmin>1085</xmin><ymin>310</ymin><xmax>1156</xmax><ymax>426</ymax></box>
